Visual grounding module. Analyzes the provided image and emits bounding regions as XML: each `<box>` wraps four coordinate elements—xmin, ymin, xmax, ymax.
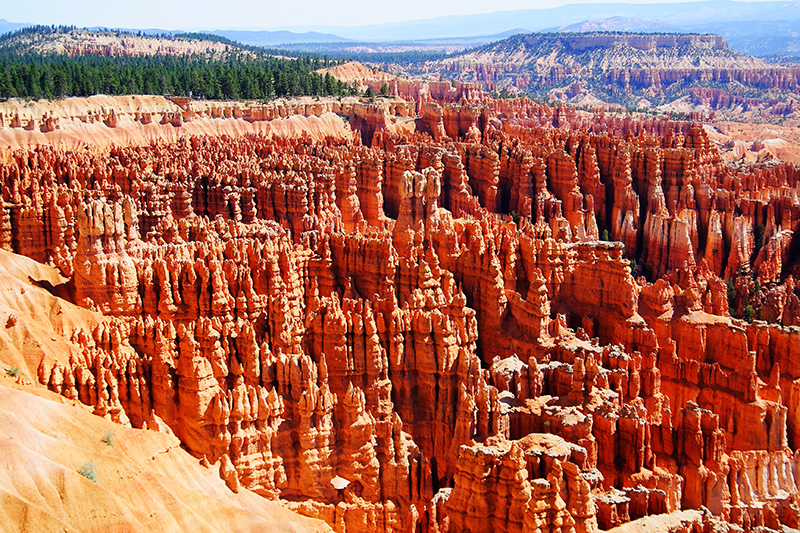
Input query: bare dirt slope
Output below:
<box><xmin>0</xmin><ymin>248</ymin><xmax>104</xmax><ymax>382</ymax></box>
<box><xmin>0</xmin><ymin>245</ymin><xmax>331</xmax><ymax>533</ymax></box>
<box><xmin>0</xmin><ymin>380</ymin><xmax>331</xmax><ymax>533</ymax></box>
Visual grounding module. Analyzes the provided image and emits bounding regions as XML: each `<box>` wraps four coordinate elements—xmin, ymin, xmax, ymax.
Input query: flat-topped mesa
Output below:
<box><xmin>559</xmin><ymin>32</ymin><xmax>728</xmax><ymax>52</ymax></box>
<box><xmin>424</xmin><ymin>31</ymin><xmax>800</xmax><ymax>110</ymax></box>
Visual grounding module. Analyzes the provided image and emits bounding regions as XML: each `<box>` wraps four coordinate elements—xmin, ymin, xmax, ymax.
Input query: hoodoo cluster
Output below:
<box><xmin>1</xmin><ymin>93</ymin><xmax>800</xmax><ymax>532</ymax></box>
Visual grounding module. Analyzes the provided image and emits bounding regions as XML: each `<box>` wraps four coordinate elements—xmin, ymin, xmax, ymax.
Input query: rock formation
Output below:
<box><xmin>1</xmin><ymin>92</ymin><xmax>799</xmax><ymax>533</ymax></box>
<box><xmin>403</xmin><ymin>32</ymin><xmax>800</xmax><ymax>124</ymax></box>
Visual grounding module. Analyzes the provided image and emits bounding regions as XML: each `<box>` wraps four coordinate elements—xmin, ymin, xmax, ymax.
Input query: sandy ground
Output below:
<box><xmin>0</xmin><ymin>379</ymin><xmax>330</xmax><ymax>532</ymax></box>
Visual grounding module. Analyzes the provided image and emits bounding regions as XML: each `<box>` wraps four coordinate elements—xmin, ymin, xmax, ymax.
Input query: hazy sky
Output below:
<box><xmin>0</xmin><ymin>0</ymin><xmax>774</xmax><ymax>30</ymax></box>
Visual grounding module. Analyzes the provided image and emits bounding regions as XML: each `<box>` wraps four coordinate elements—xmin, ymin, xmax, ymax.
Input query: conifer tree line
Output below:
<box><xmin>0</xmin><ymin>27</ymin><xmax>360</xmax><ymax>100</ymax></box>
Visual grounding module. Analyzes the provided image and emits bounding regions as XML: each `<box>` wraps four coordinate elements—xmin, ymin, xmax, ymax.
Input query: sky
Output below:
<box><xmin>0</xmin><ymin>0</ymin><xmax>778</xmax><ymax>31</ymax></box>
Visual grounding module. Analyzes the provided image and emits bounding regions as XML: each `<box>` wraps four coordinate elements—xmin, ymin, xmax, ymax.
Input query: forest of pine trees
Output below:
<box><xmin>0</xmin><ymin>27</ymin><xmax>360</xmax><ymax>100</ymax></box>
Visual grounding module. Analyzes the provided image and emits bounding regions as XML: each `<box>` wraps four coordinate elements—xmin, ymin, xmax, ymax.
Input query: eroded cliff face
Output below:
<box><xmin>2</xmin><ymin>94</ymin><xmax>800</xmax><ymax>533</ymax></box>
<box><xmin>426</xmin><ymin>32</ymin><xmax>798</xmax><ymax>96</ymax></box>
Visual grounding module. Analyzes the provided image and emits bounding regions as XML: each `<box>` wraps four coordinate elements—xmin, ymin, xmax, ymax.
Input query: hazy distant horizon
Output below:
<box><xmin>2</xmin><ymin>0</ymin><xmax>788</xmax><ymax>32</ymax></box>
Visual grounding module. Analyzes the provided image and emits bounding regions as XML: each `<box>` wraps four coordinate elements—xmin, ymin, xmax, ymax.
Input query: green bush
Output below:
<box><xmin>5</xmin><ymin>366</ymin><xmax>19</xmax><ymax>378</ymax></box>
<box><xmin>726</xmin><ymin>278</ymin><xmax>736</xmax><ymax>314</ymax></box>
<box><xmin>100</xmin><ymin>430</ymin><xmax>115</xmax><ymax>447</ymax></box>
<box><xmin>744</xmin><ymin>304</ymin><xmax>756</xmax><ymax>324</ymax></box>
<box><xmin>629</xmin><ymin>258</ymin><xmax>640</xmax><ymax>277</ymax></box>
<box><xmin>78</xmin><ymin>461</ymin><xmax>98</xmax><ymax>483</ymax></box>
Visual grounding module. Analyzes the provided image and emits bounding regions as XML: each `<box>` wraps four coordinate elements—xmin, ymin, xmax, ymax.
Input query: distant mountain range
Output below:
<box><xmin>211</xmin><ymin>30</ymin><xmax>351</xmax><ymax>46</ymax></box>
<box><xmin>267</xmin><ymin>0</ymin><xmax>800</xmax><ymax>56</ymax></box>
<box><xmin>281</xmin><ymin>1</ymin><xmax>800</xmax><ymax>41</ymax></box>
<box><xmin>549</xmin><ymin>16</ymin><xmax>800</xmax><ymax>56</ymax></box>
<box><xmin>0</xmin><ymin>19</ymin><xmax>30</xmax><ymax>35</ymax></box>
<box><xmin>1</xmin><ymin>1</ymin><xmax>799</xmax><ymax>56</ymax></box>
<box><xmin>272</xmin><ymin>30</ymin><xmax>530</xmax><ymax>55</ymax></box>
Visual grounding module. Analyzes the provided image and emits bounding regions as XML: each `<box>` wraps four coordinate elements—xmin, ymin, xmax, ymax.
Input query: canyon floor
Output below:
<box><xmin>0</xmin><ymin>87</ymin><xmax>799</xmax><ymax>533</ymax></box>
